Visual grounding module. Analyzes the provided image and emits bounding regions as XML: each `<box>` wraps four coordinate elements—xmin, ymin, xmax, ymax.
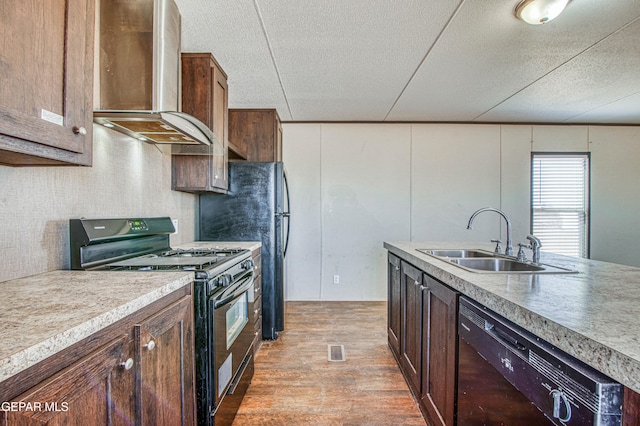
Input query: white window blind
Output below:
<box><xmin>531</xmin><ymin>154</ymin><xmax>589</xmax><ymax>258</ymax></box>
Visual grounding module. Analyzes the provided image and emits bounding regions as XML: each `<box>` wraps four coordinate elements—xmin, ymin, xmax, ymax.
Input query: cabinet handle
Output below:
<box><xmin>254</xmin><ymin>287</ymin><xmax>259</xmax><ymax>293</ymax></box>
<box><xmin>420</xmin><ymin>285</ymin><xmax>428</xmax><ymax>291</ymax></box>
<box><xmin>254</xmin><ymin>332</ymin><xmax>259</xmax><ymax>337</ymax></box>
<box><xmin>144</xmin><ymin>340</ymin><xmax>156</xmax><ymax>351</ymax></box>
<box><xmin>72</xmin><ymin>126</ymin><xmax>87</xmax><ymax>136</ymax></box>
<box><xmin>121</xmin><ymin>358</ymin><xmax>134</xmax><ymax>370</ymax></box>
<box><xmin>414</xmin><ymin>280</ymin><xmax>420</xmax><ymax>285</ymax></box>
<box><xmin>254</xmin><ymin>309</ymin><xmax>259</xmax><ymax>315</ymax></box>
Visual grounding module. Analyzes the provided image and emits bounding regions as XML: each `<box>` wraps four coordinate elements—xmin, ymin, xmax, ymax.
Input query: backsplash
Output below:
<box><xmin>0</xmin><ymin>125</ymin><xmax>198</xmax><ymax>282</ymax></box>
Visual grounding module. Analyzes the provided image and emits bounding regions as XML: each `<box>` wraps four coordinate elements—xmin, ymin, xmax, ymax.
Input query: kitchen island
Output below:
<box><xmin>386</xmin><ymin>241</ymin><xmax>640</xmax><ymax>425</ymax></box>
<box><xmin>386</xmin><ymin>241</ymin><xmax>640</xmax><ymax>393</ymax></box>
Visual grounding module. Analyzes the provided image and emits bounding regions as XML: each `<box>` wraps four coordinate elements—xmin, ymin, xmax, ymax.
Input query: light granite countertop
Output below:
<box><xmin>385</xmin><ymin>241</ymin><xmax>640</xmax><ymax>394</ymax></box>
<box><xmin>0</xmin><ymin>270</ymin><xmax>193</xmax><ymax>384</ymax></box>
<box><xmin>174</xmin><ymin>241</ymin><xmax>261</xmax><ymax>252</ymax></box>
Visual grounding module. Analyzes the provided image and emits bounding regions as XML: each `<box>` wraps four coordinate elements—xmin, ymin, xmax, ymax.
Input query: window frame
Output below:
<box><xmin>530</xmin><ymin>152</ymin><xmax>591</xmax><ymax>258</ymax></box>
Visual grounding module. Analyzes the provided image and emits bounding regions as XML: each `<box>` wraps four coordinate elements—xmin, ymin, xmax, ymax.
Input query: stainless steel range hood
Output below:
<box><xmin>94</xmin><ymin>0</ymin><xmax>214</xmax><ymax>146</ymax></box>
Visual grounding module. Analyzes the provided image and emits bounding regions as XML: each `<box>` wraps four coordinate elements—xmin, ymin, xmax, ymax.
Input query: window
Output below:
<box><xmin>531</xmin><ymin>153</ymin><xmax>590</xmax><ymax>258</ymax></box>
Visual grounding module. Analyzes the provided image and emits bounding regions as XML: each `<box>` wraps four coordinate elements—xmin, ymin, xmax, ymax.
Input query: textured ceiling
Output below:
<box><xmin>175</xmin><ymin>0</ymin><xmax>640</xmax><ymax>123</ymax></box>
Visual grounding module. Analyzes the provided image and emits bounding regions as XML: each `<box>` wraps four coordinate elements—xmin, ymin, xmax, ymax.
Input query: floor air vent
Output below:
<box><xmin>328</xmin><ymin>344</ymin><xmax>346</xmax><ymax>362</ymax></box>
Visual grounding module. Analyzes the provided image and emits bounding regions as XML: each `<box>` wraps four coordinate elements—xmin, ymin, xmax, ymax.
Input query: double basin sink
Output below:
<box><xmin>416</xmin><ymin>249</ymin><xmax>577</xmax><ymax>274</ymax></box>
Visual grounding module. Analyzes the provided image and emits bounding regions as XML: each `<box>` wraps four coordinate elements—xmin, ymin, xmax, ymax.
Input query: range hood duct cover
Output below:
<box><xmin>94</xmin><ymin>0</ymin><xmax>214</xmax><ymax>146</ymax></box>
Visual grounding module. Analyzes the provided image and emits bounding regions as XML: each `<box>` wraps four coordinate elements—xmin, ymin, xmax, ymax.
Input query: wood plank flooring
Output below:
<box><xmin>232</xmin><ymin>301</ymin><xmax>426</xmax><ymax>425</ymax></box>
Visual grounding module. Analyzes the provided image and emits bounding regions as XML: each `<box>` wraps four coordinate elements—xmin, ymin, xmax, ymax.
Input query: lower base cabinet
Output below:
<box><xmin>252</xmin><ymin>247</ymin><xmax>263</xmax><ymax>358</ymax></box>
<box><xmin>1</xmin><ymin>284</ymin><xmax>196</xmax><ymax>426</ymax></box>
<box><xmin>420</xmin><ymin>274</ymin><xmax>457</xmax><ymax>426</ymax></box>
<box><xmin>390</xmin><ymin>258</ymin><xmax>458</xmax><ymax>426</ymax></box>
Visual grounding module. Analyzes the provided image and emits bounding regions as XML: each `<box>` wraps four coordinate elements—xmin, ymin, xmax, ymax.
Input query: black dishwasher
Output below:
<box><xmin>457</xmin><ymin>297</ymin><xmax>622</xmax><ymax>425</ymax></box>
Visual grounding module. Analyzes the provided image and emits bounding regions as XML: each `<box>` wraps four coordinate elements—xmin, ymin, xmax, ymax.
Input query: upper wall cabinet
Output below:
<box><xmin>0</xmin><ymin>0</ymin><xmax>94</xmax><ymax>166</ymax></box>
<box><xmin>172</xmin><ymin>53</ymin><xmax>229</xmax><ymax>193</ymax></box>
<box><xmin>229</xmin><ymin>109</ymin><xmax>282</xmax><ymax>162</ymax></box>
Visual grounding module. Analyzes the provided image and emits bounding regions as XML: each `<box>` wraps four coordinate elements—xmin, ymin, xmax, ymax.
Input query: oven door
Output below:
<box><xmin>209</xmin><ymin>270</ymin><xmax>255</xmax><ymax>411</ymax></box>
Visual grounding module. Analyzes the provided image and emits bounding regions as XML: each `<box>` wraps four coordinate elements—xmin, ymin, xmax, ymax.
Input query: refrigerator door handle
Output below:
<box><xmin>283</xmin><ymin>169</ymin><xmax>291</xmax><ymax>257</ymax></box>
<box><xmin>283</xmin><ymin>213</ymin><xmax>291</xmax><ymax>257</ymax></box>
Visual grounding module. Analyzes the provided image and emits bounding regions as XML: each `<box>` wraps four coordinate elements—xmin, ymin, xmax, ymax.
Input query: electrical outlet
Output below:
<box><xmin>171</xmin><ymin>219</ymin><xmax>179</xmax><ymax>234</ymax></box>
<box><xmin>333</xmin><ymin>275</ymin><xmax>340</xmax><ymax>284</ymax></box>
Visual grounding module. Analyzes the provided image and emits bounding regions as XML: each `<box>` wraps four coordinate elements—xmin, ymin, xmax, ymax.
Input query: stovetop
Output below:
<box><xmin>100</xmin><ymin>248</ymin><xmax>249</xmax><ymax>274</ymax></box>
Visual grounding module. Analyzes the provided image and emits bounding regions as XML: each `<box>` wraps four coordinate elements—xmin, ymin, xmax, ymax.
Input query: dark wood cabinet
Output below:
<box><xmin>0</xmin><ymin>0</ymin><xmax>94</xmax><ymax>166</ymax></box>
<box><xmin>4</xmin><ymin>336</ymin><xmax>135</xmax><ymax>425</ymax></box>
<box><xmin>1</xmin><ymin>285</ymin><xmax>195</xmax><ymax>426</ymax></box>
<box><xmin>387</xmin><ymin>253</ymin><xmax>402</xmax><ymax>359</ymax></box>
<box><xmin>624</xmin><ymin>386</ymin><xmax>640</xmax><ymax>425</ymax></box>
<box><xmin>390</xmin><ymin>258</ymin><xmax>458</xmax><ymax>426</ymax></box>
<box><xmin>173</xmin><ymin>53</ymin><xmax>229</xmax><ymax>193</ymax></box>
<box><xmin>228</xmin><ymin>109</ymin><xmax>282</xmax><ymax>162</ymax></box>
<box><xmin>252</xmin><ymin>247</ymin><xmax>263</xmax><ymax>357</ymax></box>
<box><xmin>136</xmin><ymin>295</ymin><xmax>196</xmax><ymax>426</ymax></box>
<box><xmin>400</xmin><ymin>261</ymin><xmax>423</xmax><ymax>394</ymax></box>
<box><xmin>420</xmin><ymin>274</ymin><xmax>458</xmax><ymax>426</ymax></box>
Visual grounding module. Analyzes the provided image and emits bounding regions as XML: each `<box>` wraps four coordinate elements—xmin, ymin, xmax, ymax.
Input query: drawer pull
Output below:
<box><xmin>121</xmin><ymin>358</ymin><xmax>134</xmax><ymax>370</ymax></box>
<box><xmin>144</xmin><ymin>340</ymin><xmax>156</xmax><ymax>351</ymax></box>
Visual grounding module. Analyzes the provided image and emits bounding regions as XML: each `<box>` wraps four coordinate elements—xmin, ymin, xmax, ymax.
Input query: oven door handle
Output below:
<box><xmin>213</xmin><ymin>272</ymin><xmax>254</xmax><ymax>308</ymax></box>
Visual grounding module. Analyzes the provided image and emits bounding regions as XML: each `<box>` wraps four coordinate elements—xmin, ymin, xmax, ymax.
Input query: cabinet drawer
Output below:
<box><xmin>253</xmin><ymin>295</ymin><xmax>262</xmax><ymax>324</ymax></box>
<box><xmin>253</xmin><ymin>274</ymin><xmax>262</xmax><ymax>297</ymax></box>
<box><xmin>252</xmin><ymin>253</ymin><xmax>262</xmax><ymax>275</ymax></box>
<box><xmin>253</xmin><ymin>312</ymin><xmax>262</xmax><ymax>334</ymax></box>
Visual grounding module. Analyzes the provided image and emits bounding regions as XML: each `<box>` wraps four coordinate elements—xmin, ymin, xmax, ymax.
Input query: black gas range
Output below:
<box><xmin>70</xmin><ymin>217</ymin><xmax>256</xmax><ymax>426</ymax></box>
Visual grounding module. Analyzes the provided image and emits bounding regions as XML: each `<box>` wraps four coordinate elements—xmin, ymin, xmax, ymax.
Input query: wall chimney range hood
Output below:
<box><xmin>94</xmin><ymin>0</ymin><xmax>215</xmax><ymax>146</ymax></box>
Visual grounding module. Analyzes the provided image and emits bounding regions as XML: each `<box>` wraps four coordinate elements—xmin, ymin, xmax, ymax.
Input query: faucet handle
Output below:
<box><xmin>516</xmin><ymin>243</ymin><xmax>529</xmax><ymax>262</ymax></box>
<box><xmin>490</xmin><ymin>239</ymin><xmax>502</xmax><ymax>254</ymax></box>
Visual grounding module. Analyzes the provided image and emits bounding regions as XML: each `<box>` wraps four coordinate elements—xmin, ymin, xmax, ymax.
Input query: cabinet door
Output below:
<box><xmin>0</xmin><ymin>0</ymin><xmax>94</xmax><ymax>166</ymax></box>
<box><xmin>136</xmin><ymin>295</ymin><xmax>196</xmax><ymax>426</ymax></box>
<box><xmin>5</xmin><ymin>335</ymin><xmax>135</xmax><ymax>425</ymax></box>
<box><xmin>174</xmin><ymin>53</ymin><xmax>228</xmax><ymax>193</ymax></box>
<box><xmin>228</xmin><ymin>109</ymin><xmax>281</xmax><ymax>162</ymax></box>
<box><xmin>210</xmin><ymin>61</ymin><xmax>229</xmax><ymax>190</ymax></box>
<box><xmin>387</xmin><ymin>253</ymin><xmax>402</xmax><ymax>358</ymax></box>
<box><xmin>400</xmin><ymin>260</ymin><xmax>423</xmax><ymax>394</ymax></box>
<box><xmin>421</xmin><ymin>274</ymin><xmax>458</xmax><ymax>426</ymax></box>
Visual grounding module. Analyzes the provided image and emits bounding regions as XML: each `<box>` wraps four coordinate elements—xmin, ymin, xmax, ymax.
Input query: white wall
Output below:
<box><xmin>411</xmin><ymin>124</ymin><xmax>501</xmax><ymax>242</ymax></box>
<box><xmin>283</xmin><ymin>123</ymin><xmax>640</xmax><ymax>301</ymax></box>
<box><xmin>590</xmin><ymin>126</ymin><xmax>640</xmax><ymax>266</ymax></box>
<box><xmin>320</xmin><ymin>124</ymin><xmax>411</xmax><ymax>300</ymax></box>
<box><xmin>0</xmin><ymin>125</ymin><xmax>198</xmax><ymax>282</ymax></box>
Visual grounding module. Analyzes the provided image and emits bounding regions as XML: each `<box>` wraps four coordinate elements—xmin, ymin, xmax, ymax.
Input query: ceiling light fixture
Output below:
<box><xmin>515</xmin><ymin>0</ymin><xmax>569</xmax><ymax>25</ymax></box>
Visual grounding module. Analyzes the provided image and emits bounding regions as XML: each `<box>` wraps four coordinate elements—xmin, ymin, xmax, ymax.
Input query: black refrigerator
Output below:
<box><xmin>199</xmin><ymin>162</ymin><xmax>290</xmax><ymax>340</ymax></box>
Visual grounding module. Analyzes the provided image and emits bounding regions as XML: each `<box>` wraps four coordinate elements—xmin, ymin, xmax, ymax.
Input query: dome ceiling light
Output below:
<box><xmin>515</xmin><ymin>0</ymin><xmax>570</xmax><ymax>25</ymax></box>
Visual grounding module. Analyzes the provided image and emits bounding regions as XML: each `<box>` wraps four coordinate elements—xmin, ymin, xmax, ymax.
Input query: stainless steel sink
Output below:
<box><xmin>450</xmin><ymin>257</ymin><xmax>544</xmax><ymax>272</ymax></box>
<box><xmin>416</xmin><ymin>248</ymin><xmax>577</xmax><ymax>274</ymax></box>
<box><xmin>416</xmin><ymin>249</ymin><xmax>494</xmax><ymax>258</ymax></box>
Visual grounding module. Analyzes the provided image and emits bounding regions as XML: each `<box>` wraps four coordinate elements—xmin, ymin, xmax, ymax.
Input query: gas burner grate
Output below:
<box><xmin>160</xmin><ymin>248</ymin><xmax>246</xmax><ymax>258</ymax></box>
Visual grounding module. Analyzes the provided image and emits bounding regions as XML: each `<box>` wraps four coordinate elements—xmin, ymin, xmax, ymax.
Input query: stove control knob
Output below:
<box><xmin>241</xmin><ymin>259</ymin><xmax>255</xmax><ymax>270</ymax></box>
<box><xmin>219</xmin><ymin>274</ymin><xmax>232</xmax><ymax>287</ymax></box>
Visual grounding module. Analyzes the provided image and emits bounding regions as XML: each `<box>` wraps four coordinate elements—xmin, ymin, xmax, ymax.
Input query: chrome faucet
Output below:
<box><xmin>526</xmin><ymin>234</ymin><xmax>542</xmax><ymax>264</ymax></box>
<box><xmin>467</xmin><ymin>207</ymin><xmax>513</xmax><ymax>256</ymax></box>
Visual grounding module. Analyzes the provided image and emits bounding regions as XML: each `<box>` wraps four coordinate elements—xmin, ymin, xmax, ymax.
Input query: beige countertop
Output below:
<box><xmin>0</xmin><ymin>270</ymin><xmax>193</xmax><ymax>384</ymax></box>
<box><xmin>385</xmin><ymin>241</ymin><xmax>640</xmax><ymax>394</ymax></box>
